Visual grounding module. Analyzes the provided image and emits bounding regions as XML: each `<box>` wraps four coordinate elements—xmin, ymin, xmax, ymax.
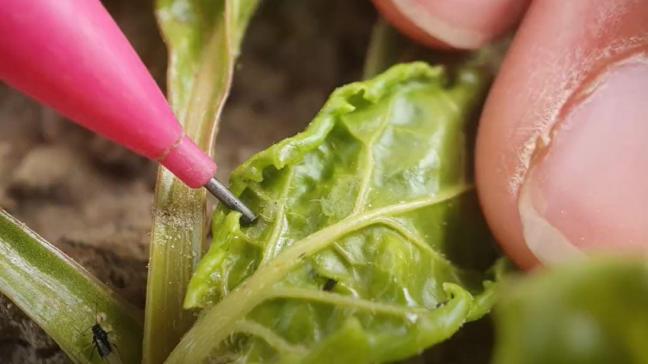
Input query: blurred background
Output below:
<box><xmin>0</xmin><ymin>0</ymin><xmax>375</xmax><ymax>361</ymax></box>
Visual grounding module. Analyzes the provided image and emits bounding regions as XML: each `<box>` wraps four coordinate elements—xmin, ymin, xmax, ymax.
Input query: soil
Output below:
<box><xmin>0</xmin><ymin>0</ymin><xmax>375</xmax><ymax>362</ymax></box>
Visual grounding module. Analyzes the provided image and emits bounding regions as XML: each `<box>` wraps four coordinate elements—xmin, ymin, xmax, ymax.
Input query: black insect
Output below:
<box><xmin>91</xmin><ymin>323</ymin><xmax>113</xmax><ymax>359</ymax></box>
<box><xmin>87</xmin><ymin>312</ymin><xmax>122</xmax><ymax>363</ymax></box>
<box><xmin>322</xmin><ymin>278</ymin><xmax>337</xmax><ymax>292</ymax></box>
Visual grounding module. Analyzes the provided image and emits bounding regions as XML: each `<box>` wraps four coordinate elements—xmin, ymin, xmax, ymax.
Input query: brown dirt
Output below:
<box><xmin>0</xmin><ymin>0</ymin><xmax>374</xmax><ymax>362</ymax></box>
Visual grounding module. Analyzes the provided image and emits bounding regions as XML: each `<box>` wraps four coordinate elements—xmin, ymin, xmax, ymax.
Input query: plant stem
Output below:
<box><xmin>363</xmin><ymin>20</ymin><xmax>403</xmax><ymax>79</ymax></box>
<box><xmin>143</xmin><ymin>1</ymin><xmax>259</xmax><ymax>363</ymax></box>
<box><xmin>0</xmin><ymin>209</ymin><xmax>142</xmax><ymax>364</ymax></box>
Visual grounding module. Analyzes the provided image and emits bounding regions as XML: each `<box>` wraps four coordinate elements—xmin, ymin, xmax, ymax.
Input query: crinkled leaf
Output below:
<box><xmin>493</xmin><ymin>258</ymin><xmax>648</xmax><ymax>364</ymax></box>
<box><xmin>169</xmin><ymin>62</ymin><xmax>500</xmax><ymax>363</ymax></box>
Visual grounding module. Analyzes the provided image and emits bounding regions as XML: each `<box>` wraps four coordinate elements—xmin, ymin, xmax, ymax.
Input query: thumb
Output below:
<box><xmin>476</xmin><ymin>1</ymin><xmax>648</xmax><ymax>268</ymax></box>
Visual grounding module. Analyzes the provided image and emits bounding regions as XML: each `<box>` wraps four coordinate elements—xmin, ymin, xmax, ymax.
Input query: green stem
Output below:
<box><xmin>143</xmin><ymin>16</ymin><xmax>230</xmax><ymax>364</ymax></box>
<box><xmin>143</xmin><ymin>181</ymin><xmax>205</xmax><ymax>364</ymax></box>
<box><xmin>0</xmin><ymin>210</ymin><xmax>142</xmax><ymax>364</ymax></box>
<box><xmin>363</xmin><ymin>20</ymin><xmax>403</xmax><ymax>79</ymax></box>
<box><xmin>143</xmin><ymin>1</ymin><xmax>259</xmax><ymax>363</ymax></box>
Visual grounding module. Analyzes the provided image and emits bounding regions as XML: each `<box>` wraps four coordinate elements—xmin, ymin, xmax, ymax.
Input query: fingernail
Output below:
<box><xmin>519</xmin><ymin>58</ymin><xmax>648</xmax><ymax>265</ymax></box>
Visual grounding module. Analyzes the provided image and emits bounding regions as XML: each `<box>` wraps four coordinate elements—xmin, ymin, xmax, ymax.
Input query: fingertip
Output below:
<box><xmin>372</xmin><ymin>0</ymin><xmax>529</xmax><ymax>50</ymax></box>
<box><xmin>519</xmin><ymin>59</ymin><xmax>648</xmax><ymax>265</ymax></box>
<box><xmin>476</xmin><ymin>0</ymin><xmax>648</xmax><ymax>268</ymax></box>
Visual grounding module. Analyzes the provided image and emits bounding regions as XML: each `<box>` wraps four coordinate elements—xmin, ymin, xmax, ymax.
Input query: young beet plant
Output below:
<box><xmin>0</xmin><ymin>0</ymin><xmax>257</xmax><ymax>363</ymax></box>
<box><xmin>0</xmin><ymin>2</ymin><xmax>504</xmax><ymax>364</ymax></box>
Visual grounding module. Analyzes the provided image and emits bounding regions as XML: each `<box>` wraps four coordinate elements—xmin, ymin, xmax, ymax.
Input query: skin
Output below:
<box><xmin>373</xmin><ymin>0</ymin><xmax>648</xmax><ymax>269</ymax></box>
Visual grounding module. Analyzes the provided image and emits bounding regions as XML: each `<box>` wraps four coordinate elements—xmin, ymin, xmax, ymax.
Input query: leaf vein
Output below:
<box><xmin>373</xmin><ymin>217</ymin><xmax>443</xmax><ymax>260</ymax></box>
<box><xmin>269</xmin><ymin>287</ymin><xmax>428</xmax><ymax>317</ymax></box>
<box><xmin>234</xmin><ymin>320</ymin><xmax>307</xmax><ymax>355</ymax></box>
<box><xmin>352</xmin><ymin>97</ymin><xmax>398</xmax><ymax>214</ymax></box>
<box><xmin>261</xmin><ymin>167</ymin><xmax>294</xmax><ymax>265</ymax></box>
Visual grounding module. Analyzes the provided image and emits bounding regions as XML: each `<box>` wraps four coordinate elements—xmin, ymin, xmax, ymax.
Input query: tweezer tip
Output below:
<box><xmin>204</xmin><ymin>177</ymin><xmax>257</xmax><ymax>225</ymax></box>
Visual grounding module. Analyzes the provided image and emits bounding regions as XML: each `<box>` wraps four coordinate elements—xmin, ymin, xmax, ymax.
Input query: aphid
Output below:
<box><xmin>322</xmin><ymin>278</ymin><xmax>337</xmax><ymax>292</ymax></box>
<box><xmin>91</xmin><ymin>323</ymin><xmax>113</xmax><ymax>359</ymax></box>
<box><xmin>87</xmin><ymin>311</ymin><xmax>122</xmax><ymax>364</ymax></box>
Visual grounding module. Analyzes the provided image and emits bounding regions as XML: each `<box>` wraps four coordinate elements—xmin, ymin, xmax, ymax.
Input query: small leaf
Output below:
<box><xmin>168</xmin><ymin>61</ymin><xmax>500</xmax><ymax>363</ymax></box>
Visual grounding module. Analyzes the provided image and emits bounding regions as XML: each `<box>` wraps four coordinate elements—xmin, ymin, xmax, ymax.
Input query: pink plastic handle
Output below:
<box><xmin>0</xmin><ymin>0</ymin><xmax>216</xmax><ymax>188</ymax></box>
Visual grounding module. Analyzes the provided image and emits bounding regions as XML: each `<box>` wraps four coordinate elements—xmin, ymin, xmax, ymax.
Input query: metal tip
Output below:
<box><xmin>204</xmin><ymin>177</ymin><xmax>257</xmax><ymax>225</ymax></box>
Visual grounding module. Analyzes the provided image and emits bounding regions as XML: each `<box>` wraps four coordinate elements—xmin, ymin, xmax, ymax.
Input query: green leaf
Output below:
<box><xmin>0</xmin><ymin>209</ymin><xmax>142</xmax><ymax>364</ymax></box>
<box><xmin>168</xmin><ymin>61</ymin><xmax>500</xmax><ymax>363</ymax></box>
<box><xmin>493</xmin><ymin>258</ymin><xmax>648</xmax><ymax>364</ymax></box>
<box><xmin>144</xmin><ymin>0</ymin><xmax>258</xmax><ymax>363</ymax></box>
